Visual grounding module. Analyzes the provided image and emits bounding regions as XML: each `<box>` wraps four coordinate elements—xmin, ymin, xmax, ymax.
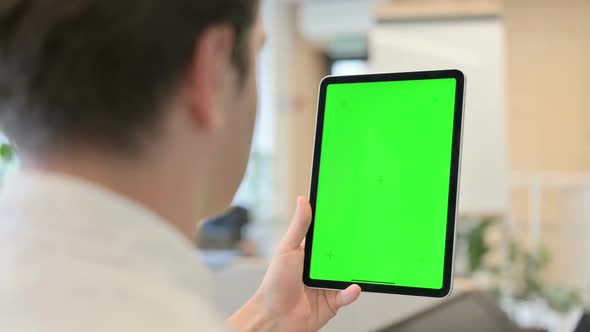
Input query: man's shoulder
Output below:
<box><xmin>0</xmin><ymin>173</ymin><xmax>227</xmax><ymax>331</ymax></box>
<box><xmin>0</xmin><ymin>249</ymin><xmax>227</xmax><ymax>331</ymax></box>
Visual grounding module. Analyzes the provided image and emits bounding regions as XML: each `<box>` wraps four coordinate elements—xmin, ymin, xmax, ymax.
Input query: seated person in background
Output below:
<box><xmin>0</xmin><ymin>1</ymin><xmax>361</xmax><ymax>331</ymax></box>
<box><xmin>198</xmin><ymin>206</ymin><xmax>251</xmax><ymax>251</ymax></box>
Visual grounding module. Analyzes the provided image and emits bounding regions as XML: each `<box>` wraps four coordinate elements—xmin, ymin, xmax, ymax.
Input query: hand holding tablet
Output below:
<box><xmin>303</xmin><ymin>70</ymin><xmax>466</xmax><ymax>298</ymax></box>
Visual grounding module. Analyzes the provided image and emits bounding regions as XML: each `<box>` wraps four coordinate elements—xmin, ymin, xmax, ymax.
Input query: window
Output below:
<box><xmin>232</xmin><ymin>41</ymin><xmax>274</xmax><ymax>222</ymax></box>
<box><xmin>330</xmin><ymin>58</ymin><xmax>369</xmax><ymax>76</ymax></box>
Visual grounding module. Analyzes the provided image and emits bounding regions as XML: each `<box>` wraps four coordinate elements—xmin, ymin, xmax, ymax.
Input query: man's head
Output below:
<box><xmin>0</xmin><ymin>0</ymin><xmax>264</xmax><ymax>232</ymax></box>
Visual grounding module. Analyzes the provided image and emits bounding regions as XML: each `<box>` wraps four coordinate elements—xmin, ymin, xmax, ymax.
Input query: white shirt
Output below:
<box><xmin>0</xmin><ymin>170</ymin><xmax>227</xmax><ymax>331</ymax></box>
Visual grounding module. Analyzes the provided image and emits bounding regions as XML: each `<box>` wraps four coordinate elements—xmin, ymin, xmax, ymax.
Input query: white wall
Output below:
<box><xmin>369</xmin><ymin>18</ymin><xmax>508</xmax><ymax>215</ymax></box>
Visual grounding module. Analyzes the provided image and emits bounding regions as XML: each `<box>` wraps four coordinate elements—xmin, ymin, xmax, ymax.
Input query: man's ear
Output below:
<box><xmin>187</xmin><ymin>24</ymin><xmax>236</xmax><ymax>130</ymax></box>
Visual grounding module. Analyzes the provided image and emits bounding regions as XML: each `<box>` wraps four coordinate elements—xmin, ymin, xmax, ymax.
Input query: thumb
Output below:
<box><xmin>335</xmin><ymin>284</ymin><xmax>362</xmax><ymax>310</ymax></box>
<box><xmin>278</xmin><ymin>196</ymin><xmax>312</xmax><ymax>252</ymax></box>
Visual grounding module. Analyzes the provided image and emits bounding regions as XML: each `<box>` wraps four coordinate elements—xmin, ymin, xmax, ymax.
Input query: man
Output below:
<box><xmin>0</xmin><ymin>1</ymin><xmax>361</xmax><ymax>331</ymax></box>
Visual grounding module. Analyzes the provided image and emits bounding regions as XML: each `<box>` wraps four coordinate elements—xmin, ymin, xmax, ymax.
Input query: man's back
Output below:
<box><xmin>0</xmin><ymin>1</ymin><xmax>361</xmax><ymax>330</ymax></box>
<box><xmin>0</xmin><ymin>171</ymin><xmax>225</xmax><ymax>331</ymax></box>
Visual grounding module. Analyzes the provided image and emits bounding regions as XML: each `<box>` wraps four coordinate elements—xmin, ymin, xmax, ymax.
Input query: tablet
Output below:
<box><xmin>303</xmin><ymin>70</ymin><xmax>465</xmax><ymax>298</ymax></box>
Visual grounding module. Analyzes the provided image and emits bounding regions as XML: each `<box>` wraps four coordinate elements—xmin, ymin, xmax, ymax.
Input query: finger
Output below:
<box><xmin>335</xmin><ymin>284</ymin><xmax>362</xmax><ymax>309</ymax></box>
<box><xmin>278</xmin><ymin>196</ymin><xmax>312</xmax><ymax>252</ymax></box>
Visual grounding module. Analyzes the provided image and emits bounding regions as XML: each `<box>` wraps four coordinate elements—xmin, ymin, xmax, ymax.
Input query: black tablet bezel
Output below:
<box><xmin>303</xmin><ymin>69</ymin><xmax>465</xmax><ymax>298</ymax></box>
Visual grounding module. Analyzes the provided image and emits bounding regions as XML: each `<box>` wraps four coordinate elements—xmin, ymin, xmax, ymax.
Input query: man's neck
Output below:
<box><xmin>22</xmin><ymin>151</ymin><xmax>202</xmax><ymax>241</ymax></box>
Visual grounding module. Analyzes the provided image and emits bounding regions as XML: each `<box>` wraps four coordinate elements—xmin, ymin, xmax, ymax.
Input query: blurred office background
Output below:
<box><xmin>1</xmin><ymin>0</ymin><xmax>589</xmax><ymax>331</ymax></box>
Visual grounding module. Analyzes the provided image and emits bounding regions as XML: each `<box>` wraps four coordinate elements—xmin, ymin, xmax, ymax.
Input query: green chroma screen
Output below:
<box><xmin>310</xmin><ymin>78</ymin><xmax>457</xmax><ymax>289</ymax></box>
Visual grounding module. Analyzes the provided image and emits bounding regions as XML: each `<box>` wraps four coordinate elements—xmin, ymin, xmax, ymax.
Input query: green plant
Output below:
<box><xmin>467</xmin><ymin>217</ymin><xmax>496</xmax><ymax>272</ymax></box>
<box><xmin>0</xmin><ymin>139</ymin><xmax>16</xmax><ymax>181</ymax></box>
<box><xmin>507</xmin><ymin>242</ymin><xmax>582</xmax><ymax>313</ymax></box>
<box><xmin>462</xmin><ymin>216</ymin><xmax>582</xmax><ymax>313</ymax></box>
<box><xmin>1</xmin><ymin>143</ymin><xmax>14</xmax><ymax>162</ymax></box>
